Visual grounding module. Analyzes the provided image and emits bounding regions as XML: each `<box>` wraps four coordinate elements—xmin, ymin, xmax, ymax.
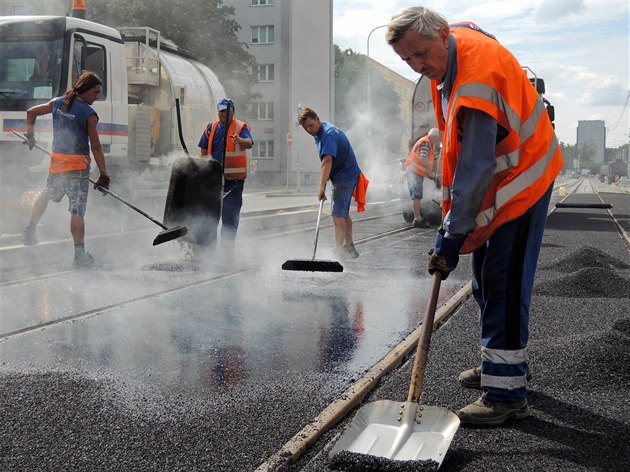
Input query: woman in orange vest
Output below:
<box><xmin>387</xmin><ymin>7</ymin><xmax>563</xmax><ymax>426</ymax></box>
<box><xmin>198</xmin><ymin>98</ymin><xmax>253</xmax><ymax>262</ymax></box>
<box><xmin>404</xmin><ymin>127</ymin><xmax>440</xmax><ymax>228</ymax></box>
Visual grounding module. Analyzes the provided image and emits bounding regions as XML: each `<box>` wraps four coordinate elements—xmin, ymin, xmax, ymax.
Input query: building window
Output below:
<box><xmin>253</xmin><ymin>102</ymin><xmax>274</xmax><ymax>120</ymax></box>
<box><xmin>252</xmin><ymin>140</ymin><xmax>274</xmax><ymax>159</ymax></box>
<box><xmin>251</xmin><ymin>26</ymin><xmax>274</xmax><ymax>44</ymax></box>
<box><xmin>251</xmin><ymin>0</ymin><xmax>274</xmax><ymax>5</ymax></box>
<box><xmin>254</xmin><ymin>64</ymin><xmax>274</xmax><ymax>82</ymax></box>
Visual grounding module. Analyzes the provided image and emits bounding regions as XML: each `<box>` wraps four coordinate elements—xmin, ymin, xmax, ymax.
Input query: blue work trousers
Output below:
<box><xmin>472</xmin><ymin>183</ymin><xmax>553</xmax><ymax>402</ymax></box>
<box><xmin>221</xmin><ymin>179</ymin><xmax>244</xmax><ymax>250</ymax></box>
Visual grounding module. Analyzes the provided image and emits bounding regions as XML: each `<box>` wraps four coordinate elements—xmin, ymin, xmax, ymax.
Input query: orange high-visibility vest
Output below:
<box><xmin>405</xmin><ymin>135</ymin><xmax>434</xmax><ymax>177</ymax></box>
<box><xmin>49</xmin><ymin>152</ymin><xmax>91</xmax><ymax>174</ymax></box>
<box><xmin>431</xmin><ymin>24</ymin><xmax>563</xmax><ymax>253</ymax></box>
<box><xmin>206</xmin><ymin>119</ymin><xmax>248</xmax><ymax>180</ymax></box>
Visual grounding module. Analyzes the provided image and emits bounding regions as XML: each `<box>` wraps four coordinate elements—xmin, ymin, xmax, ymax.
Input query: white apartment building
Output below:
<box><xmin>577</xmin><ymin>120</ymin><xmax>606</xmax><ymax>165</ymax></box>
<box><xmin>222</xmin><ymin>0</ymin><xmax>333</xmax><ymax>187</ymax></box>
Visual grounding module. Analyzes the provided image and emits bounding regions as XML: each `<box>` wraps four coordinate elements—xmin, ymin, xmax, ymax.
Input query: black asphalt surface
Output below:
<box><xmin>0</xmin><ymin>193</ymin><xmax>449</xmax><ymax>472</ymax></box>
<box><xmin>1</xmin><ymin>187</ymin><xmax>628</xmax><ymax>472</ymax></box>
<box><xmin>288</xmin><ymin>191</ymin><xmax>630</xmax><ymax>472</ymax></box>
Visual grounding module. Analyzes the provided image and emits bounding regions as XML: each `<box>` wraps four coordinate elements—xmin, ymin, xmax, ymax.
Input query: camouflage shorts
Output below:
<box><xmin>44</xmin><ymin>169</ymin><xmax>90</xmax><ymax>217</ymax></box>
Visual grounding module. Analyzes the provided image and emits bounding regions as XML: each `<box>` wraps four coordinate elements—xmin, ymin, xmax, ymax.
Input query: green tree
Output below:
<box><xmin>559</xmin><ymin>142</ymin><xmax>577</xmax><ymax>172</ymax></box>
<box><xmin>334</xmin><ymin>45</ymin><xmax>406</xmax><ymax>168</ymax></box>
<box><xmin>577</xmin><ymin>143</ymin><xmax>598</xmax><ymax>173</ymax></box>
<box><xmin>86</xmin><ymin>0</ymin><xmax>257</xmax><ymax>119</ymax></box>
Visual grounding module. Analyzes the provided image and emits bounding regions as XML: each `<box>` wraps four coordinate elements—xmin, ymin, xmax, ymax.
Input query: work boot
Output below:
<box><xmin>343</xmin><ymin>243</ymin><xmax>360</xmax><ymax>259</ymax></box>
<box><xmin>456</xmin><ymin>396</ymin><xmax>531</xmax><ymax>426</ymax></box>
<box><xmin>413</xmin><ymin>218</ymin><xmax>431</xmax><ymax>228</ymax></box>
<box><xmin>23</xmin><ymin>226</ymin><xmax>38</xmax><ymax>246</ymax></box>
<box><xmin>458</xmin><ymin>366</ymin><xmax>532</xmax><ymax>390</ymax></box>
<box><xmin>73</xmin><ymin>251</ymin><xmax>95</xmax><ymax>270</ymax></box>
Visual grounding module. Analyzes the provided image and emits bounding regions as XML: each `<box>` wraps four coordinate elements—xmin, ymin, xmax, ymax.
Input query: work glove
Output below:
<box><xmin>24</xmin><ymin>131</ymin><xmax>36</xmax><ymax>150</ymax></box>
<box><xmin>427</xmin><ymin>228</ymin><xmax>465</xmax><ymax>280</ymax></box>
<box><xmin>94</xmin><ymin>174</ymin><xmax>110</xmax><ymax>194</ymax></box>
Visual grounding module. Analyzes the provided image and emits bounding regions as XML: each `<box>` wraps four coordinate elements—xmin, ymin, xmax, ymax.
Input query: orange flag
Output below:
<box><xmin>352</xmin><ymin>172</ymin><xmax>369</xmax><ymax>212</ymax></box>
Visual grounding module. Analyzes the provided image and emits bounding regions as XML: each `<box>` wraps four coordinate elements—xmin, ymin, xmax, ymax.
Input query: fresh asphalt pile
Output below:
<box><xmin>289</xmin><ymin>192</ymin><xmax>630</xmax><ymax>472</ymax></box>
<box><xmin>0</xmin><ymin>366</ymin><xmax>346</xmax><ymax>471</ymax></box>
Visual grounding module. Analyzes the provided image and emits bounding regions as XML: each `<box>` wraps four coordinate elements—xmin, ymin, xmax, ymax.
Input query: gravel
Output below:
<box><xmin>289</xmin><ymin>192</ymin><xmax>630</xmax><ymax>472</ymax></box>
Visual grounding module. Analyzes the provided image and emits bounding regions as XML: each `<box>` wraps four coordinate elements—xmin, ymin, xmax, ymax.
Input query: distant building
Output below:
<box><xmin>222</xmin><ymin>0</ymin><xmax>333</xmax><ymax>187</ymax></box>
<box><xmin>577</xmin><ymin>120</ymin><xmax>606</xmax><ymax>165</ymax></box>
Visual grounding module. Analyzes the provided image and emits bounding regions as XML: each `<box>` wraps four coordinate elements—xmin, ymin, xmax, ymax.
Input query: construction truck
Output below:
<box><xmin>0</xmin><ymin>10</ymin><xmax>225</xmax><ymax>234</ymax></box>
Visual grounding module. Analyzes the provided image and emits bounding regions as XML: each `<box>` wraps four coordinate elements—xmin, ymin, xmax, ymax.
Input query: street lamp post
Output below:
<box><xmin>367</xmin><ymin>24</ymin><xmax>387</xmax><ymax>150</ymax></box>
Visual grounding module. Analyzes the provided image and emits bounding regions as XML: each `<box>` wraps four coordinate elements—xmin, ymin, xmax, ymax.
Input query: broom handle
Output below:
<box><xmin>312</xmin><ymin>199</ymin><xmax>324</xmax><ymax>261</ymax></box>
<box><xmin>407</xmin><ymin>272</ymin><xmax>442</xmax><ymax>403</ymax></box>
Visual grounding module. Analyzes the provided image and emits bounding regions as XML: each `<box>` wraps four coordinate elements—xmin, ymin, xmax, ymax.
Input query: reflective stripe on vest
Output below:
<box><xmin>432</xmin><ymin>26</ymin><xmax>563</xmax><ymax>253</ymax></box>
<box><xmin>444</xmin><ymin>82</ymin><xmax>550</xmax><ymax>173</ymax></box>
<box><xmin>405</xmin><ymin>135</ymin><xmax>434</xmax><ymax>177</ymax></box>
<box><xmin>207</xmin><ymin>119</ymin><xmax>248</xmax><ymax>180</ymax></box>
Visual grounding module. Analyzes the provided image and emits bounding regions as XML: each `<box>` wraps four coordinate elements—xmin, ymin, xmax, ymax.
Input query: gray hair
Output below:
<box><xmin>385</xmin><ymin>6</ymin><xmax>449</xmax><ymax>45</ymax></box>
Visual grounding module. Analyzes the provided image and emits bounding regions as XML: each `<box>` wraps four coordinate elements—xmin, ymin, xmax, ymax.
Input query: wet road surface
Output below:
<box><xmin>0</xmin><ymin>200</ymin><xmax>468</xmax><ymax>471</ymax></box>
<box><xmin>1</xmin><ymin>177</ymin><xmax>626</xmax><ymax>471</ymax></box>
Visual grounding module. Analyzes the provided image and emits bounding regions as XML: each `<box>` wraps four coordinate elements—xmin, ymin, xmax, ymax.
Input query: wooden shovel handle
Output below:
<box><xmin>407</xmin><ymin>272</ymin><xmax>442</xmax><ymax>403</ymax></box>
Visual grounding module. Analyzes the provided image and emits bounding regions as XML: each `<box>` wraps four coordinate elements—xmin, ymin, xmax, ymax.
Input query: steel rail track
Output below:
<box><xmin>5</xmin><ymin>178</ymin><xmax>624</xmax><ymax>345</ymax></box>
<box><xmin>0</xmin><ymin>205</ymin><xmax>410</xmax><ymax>288</ymax></box>
<box><xmin>0</xmin><ymin>216</ymin><xmax>415</xmax><ymax>342</ymax></box>
<box><xmin>551</xmin><ymin>178</ymin><xmax>630</xmax><ymax>245</ymax></box>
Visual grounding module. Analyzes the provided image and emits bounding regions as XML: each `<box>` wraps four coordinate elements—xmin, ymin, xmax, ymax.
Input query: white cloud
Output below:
<box><xmin>534</xmin><ymin>0</ymin><xmax>586</xmax><ymax>23</ymax></box>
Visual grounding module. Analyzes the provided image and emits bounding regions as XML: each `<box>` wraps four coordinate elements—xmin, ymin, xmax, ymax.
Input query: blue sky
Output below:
<box><xmin>333</xmin><ymin>0</ymin><xmax>629</xmax><ymax>147</ymax></box>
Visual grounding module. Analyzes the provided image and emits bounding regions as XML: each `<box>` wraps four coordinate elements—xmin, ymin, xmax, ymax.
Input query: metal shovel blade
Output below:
<box><xmin>152</xmin><ymin>226</ymin><xmax>188</xmax><ymax>246</ymax></box>
<box><xmin>330</xmin><ymin>400</ymin><xmax>459</xmax><ymax>467</ymax></box>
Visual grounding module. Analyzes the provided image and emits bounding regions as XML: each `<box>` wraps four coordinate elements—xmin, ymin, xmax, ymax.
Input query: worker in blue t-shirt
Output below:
<box><xmin>298</xmin><ymin>107</ymin><xmax>363</xmax><ymax>260</ymax></box>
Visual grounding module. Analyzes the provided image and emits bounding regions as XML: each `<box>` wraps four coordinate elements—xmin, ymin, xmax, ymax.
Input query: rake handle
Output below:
<box><xmin>407</xmin><ymin>271</ymin><xmax>442</xmax><ymax>403</ymax></box>
<box><xmin>88</xmin><ymin>178</ymin><xmax>168</xmax><ymax>230</ymax></box>
<box><xmin>12</xmin><ymin>130</ymin><xmax>170</xmax><ymax>232</ymax></box>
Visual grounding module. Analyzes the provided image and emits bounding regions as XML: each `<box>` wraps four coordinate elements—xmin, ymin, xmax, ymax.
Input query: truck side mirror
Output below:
<box><xmin>546</xmin><ymin>104</ymin><xmax>555</xmax><ymax>123</ymax></box>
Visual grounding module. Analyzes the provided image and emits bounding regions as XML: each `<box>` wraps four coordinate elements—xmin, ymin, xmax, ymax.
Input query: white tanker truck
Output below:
<box><xmin>0</xmin><ymin>12</ymin><xmax>225</xmax><ymax>234</ymax></box>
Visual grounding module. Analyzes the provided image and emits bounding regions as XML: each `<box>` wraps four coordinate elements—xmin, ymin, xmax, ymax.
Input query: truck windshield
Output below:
<box><xmin>0</xmin><ymin>37</ymin><xmax>63</xmax><ymax>102</ymax></box>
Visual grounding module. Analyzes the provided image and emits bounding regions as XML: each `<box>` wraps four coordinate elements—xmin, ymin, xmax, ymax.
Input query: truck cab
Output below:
<box><xmin>0</xmin><ymin>15</ymin><xmax>225</xmax><ymax>234</ymax></box>
<box><xmin>0</xmin><ymin>16</ymin><xmax>128</xmax><ymax>232</ymax></box>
